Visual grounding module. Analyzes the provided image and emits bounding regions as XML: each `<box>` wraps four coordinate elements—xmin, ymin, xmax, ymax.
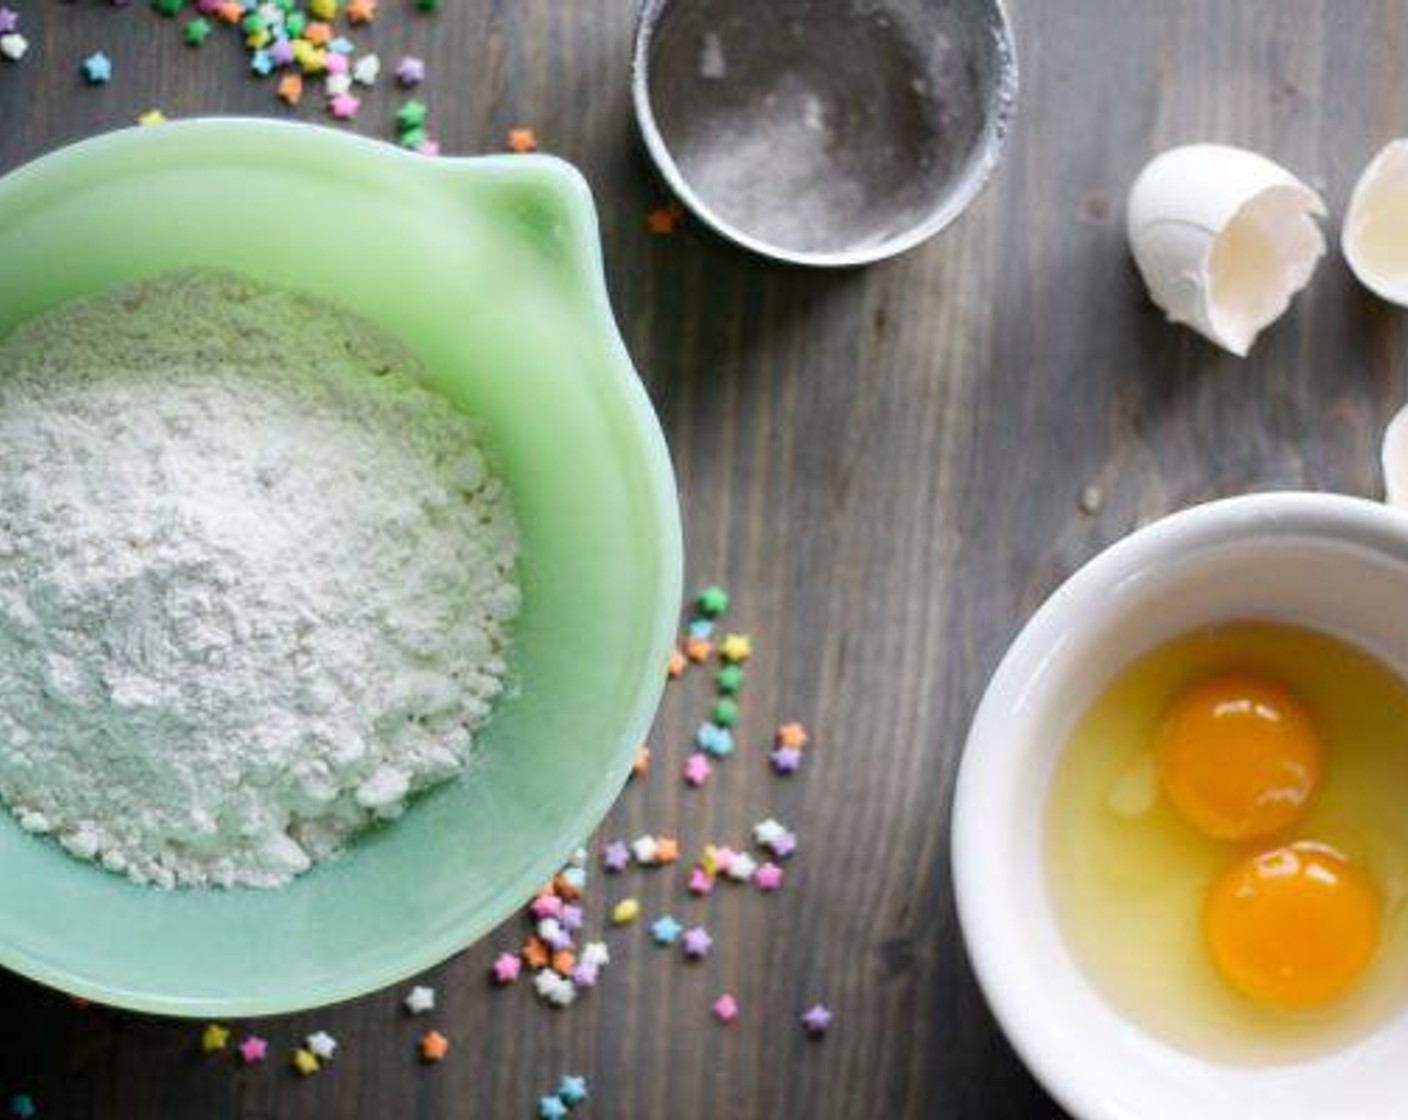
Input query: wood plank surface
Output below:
<box><xmin>0</xmin><ymin>1</ymin><xmax>1404</xmax><ymax>1116</ymax></box>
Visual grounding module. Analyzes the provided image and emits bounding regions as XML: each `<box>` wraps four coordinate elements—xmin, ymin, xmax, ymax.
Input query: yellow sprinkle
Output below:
<box><xmin>200</xmin><ymin>1023</ymin><xmax>230</xmax><ymax>1053</ymax></box>
<box><xmin>701</xmin><ymin>844</ymin><xmax>721</xmax><ymax>876</ymax></box>
<box><xmin>137</xmin><ymin>109</ymin><xmax>168</xmax><ymax>127</ymax></box>
<box><xmin>719</xmin><ymin>634</ymin><xmax>752</xmax><ymax>664</ymax></box>
<box><xmin>307</xmin><ymin>0</ymin><xmax>337</xmax><ymax>18</ymax></box>
<box><xmin>611</xmin><ymin>898</ymin><xmax>641</xmax><ymax>926</ymax></box>
<box><xmin>245</xmin><ymin>28</ymin><xmax>271</xmax><ymax>48</ymax></box>
<box><xmin>291</xmin><ymin>1048</ymin><xmax>321</xmax><ymax>1076</ymax></box>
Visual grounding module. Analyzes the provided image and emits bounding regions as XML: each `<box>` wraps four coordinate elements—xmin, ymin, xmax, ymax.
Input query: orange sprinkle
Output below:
<box><xmin>345</xmin><ymin>0</ymin><xmax>376</xmax><ymax>22</ymax></box>
<box><xmin>550</xmin><ymin>949</ymin><xmax>576</xmax><ymax>975</ymax></box>
<box><xmin>552</xmin><ymin>872</ymin><xmax>581</xmax><ymax>901</ymax></box>
<box><xmin>507</xmin><ymin>127</ymin><xmax>538</xmax><ymax>153</ymax></box>
<box><xmin>521</xmin><ymin>937</ymin><xmax>549</xmax><ymax>970</ymax></box>
<box><xmin>303</xmin><ymin>20</ymin><xmax>332</xmax><ymax>44</ymax></box>
<box><xmin>683</xmin><ymin>637</ymin><xmax>712</xmax><ymax>663</ymax></box>
<box><xmin>418</xmin><ymin>1030</ymin><xmax>450</xmax><ymax>1062</ymax></box>
<box><xmin>775</xmin><ymin>722</ymin><xmax>810</xmax><ymax>750</ymax></box>
<box><xmin>668</xmin><ymin>649</ymin><xmax>687</xmax><ymax>679</ymax></box>
<box><xmin>630</xmin><ymin>743</ymin><xmax>651</xmax><ymax>779</ymax></box>
<box><xmin>215</xmin><ymin>1</ymin><xmax>241</xmax><ymax>21</ymax></box>
<box><xmin>276</xmin><ymin>73</ymin><xmax>303</xmax><ymax>106</ymax></box>
<box><xmin>655</xmin><ymin>836</ymin><xmax>680</xmax><ymax>864</ymax></box>
<box><xmin>647</xmin><ymin>203</ymin><xmax>684</xmax><ymax>234</ymax></box>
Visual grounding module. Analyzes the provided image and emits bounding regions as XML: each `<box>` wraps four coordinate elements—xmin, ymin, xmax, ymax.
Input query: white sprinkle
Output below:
<box><xmin>305</xmin><ymin>1031</ymin><xmax>338</xmax><ymax>1060</ymax></box>
<box><xmin>0</xmin><ymin>33</ymin><xmax>29</xmax><ymax>62</ymax></box>
<box><xmin>631</xmin><ymin>834</ymin><xmax>659</xmax><ymax>865</ymax></box>
<box><xmin>404</xmin><ymin>985</ymin><xmax>436</xmax><ymax>1015</ymax></box>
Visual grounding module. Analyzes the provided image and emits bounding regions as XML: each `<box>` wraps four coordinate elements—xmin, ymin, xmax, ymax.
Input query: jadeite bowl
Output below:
<box><xmin>0</xmin><ymin>119</ymin><xmax>682</xmax><ymax>1016</ymax></box>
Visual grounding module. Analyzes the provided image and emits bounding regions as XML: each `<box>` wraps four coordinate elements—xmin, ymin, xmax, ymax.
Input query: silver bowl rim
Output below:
<box><xmin>631</xmin><ymin>0</ymin><xmax>1020</xmax><ymax>268</ymax></box>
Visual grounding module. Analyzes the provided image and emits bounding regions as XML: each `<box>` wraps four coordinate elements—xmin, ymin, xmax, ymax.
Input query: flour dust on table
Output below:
<box><xmin>0</xmin><ymin>271</ymin><xmax>519</xmax><ymax>888</ymax></box>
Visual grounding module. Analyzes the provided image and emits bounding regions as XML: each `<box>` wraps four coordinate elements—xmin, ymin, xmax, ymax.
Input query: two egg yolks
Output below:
<box><xmin>1156</xmin><ymin>673</ymin><xmax>1381</xmax><ymax>1010</ymax></box>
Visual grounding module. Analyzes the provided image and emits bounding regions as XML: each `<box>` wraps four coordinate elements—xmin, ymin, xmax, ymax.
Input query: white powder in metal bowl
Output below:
<box><xmin>0</xmin><ymin>271</ymin><xmax>519</xmax><ymax>888</ymax></box>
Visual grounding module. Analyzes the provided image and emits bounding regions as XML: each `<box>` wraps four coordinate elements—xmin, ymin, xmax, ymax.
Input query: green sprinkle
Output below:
<box><xmin>396</xmin><ymin>99</ymin><xmax>428</xmax><ymax>132</ymax></box>
<box><xmin>398</xmin><ymin>125</ymin><xmax>428</xmax><ymax>150</ymax></box>
<box><xmin>240</xmin><ymin>12</ymin><xmax>266</xmax><ymax>33</ymax></box>
<box><xmin>715</xmin><ymin>665</ymin><xmax>744</xmax><ymax>695</ymax></box>
<box><xmin>284</xmin><ymin>10</ymin><xmax>306</xmax><ymax>35</ymax></box>
<box><xmin>152</xmin><ymin>0</ymin><xmax>186</xmax><ymax>17</ymax></box>
<box><xmin>182</xmin><ymin>16</ymin><xmax>212</xmax><ymax>44</ymax></box>
<box><xmin>416</xmin><ymin>0</ymin><xmax>441</xmax><ymax>10</ymax></box>
<box><xmin>696</xmin><ymin>586</ymin><xmax>729</xmax><ymax>618</ymax></box>
<box><xmin>711</xmin><ymin>698</ymin><xmax>740</xmax><ymax>727</ymax></box>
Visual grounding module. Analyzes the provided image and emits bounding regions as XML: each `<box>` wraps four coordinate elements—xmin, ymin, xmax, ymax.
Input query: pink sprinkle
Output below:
<box><xmin>754</xmin><ymin>862</ymin><xmax>783</xmax><ymax>892</ymax></box>
<box><xmin>194</xmin><ymin>0</ymin><xmax>220</xmax><ymax>13</ymax></box>
<box><xmin>530</xmin><ymin>894</ymin><xmax>564</xmax><ymax>920</ymax></box>
<box><xmin>491</xmin><ymin>952</ymin><xmax>522</xmax><ymax>985</ymax></box>
<box><xmin>712</xmin><ymin>994</ymin><xmax>738</xmax><ymax>1024</ymax></box>
<box><xmin>417</xmin><ymin>139</ymin><xmax>441</xmax><ymax>157</ymax></box>
<box><xmin>712</xmin><ymin>846</ymin><xmax>736</xmax><ymax>873</ymax></box>
<box><xmin>237</xmin><ymin>1035</ymin><xmax>268</xmax><ymax>1065</ymax></box>
<box><xmin>324</xmin><ymin>52</ymin><xmax>349</xmax><ymax>75</ymax></box>
<box><xmin>683</xmin><ymin>753</ymin><xmax>711</xmax><ymax>787</ymax></box>
<box><xmin>328</xmin><ymin>93</ymin><xmax>360</xmax><ymax>119</ymax></box>
<box><xmin>687</xmin><ymin>867</ymin><xmax>714</xmax><ymax>896</ymax></box>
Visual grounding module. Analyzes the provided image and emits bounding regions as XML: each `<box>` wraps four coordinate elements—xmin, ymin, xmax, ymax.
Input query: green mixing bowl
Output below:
<box><xmin>0</xmin><ymin>119</ymin><xmax>682</xmax><ymax>1016</ymax></box>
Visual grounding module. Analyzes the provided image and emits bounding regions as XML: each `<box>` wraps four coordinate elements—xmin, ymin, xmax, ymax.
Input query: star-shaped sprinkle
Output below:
<box><xmin>696</xmin><ymin>585</ymin><xmax>730</xmax><ymax>617</ymax></box>
<box><xmin>647</xmin><ymin>205</ymin><xmax>682</xmax><ymax>234</ymax></box>
<box><xmin>775</xmin><ymin>721</ymin><xmax>810</xmax><ymax>749</ymax></box>
<box><xmin>631</xmin><ymin>743</ymin><xmax>651</xmax><ymax>778</ymax></box>
<box><xmin>580</xmin><ymin>941</ymin><xmax>610</xmax><ymax>968</ymax></box>
<box><xmin>531</xmin><ymin>893</ymin><xmax>564</xmax><ymax>920</ymax></box>
<box><xmin>683</xmin><ymin>636</ymin><xmax>712</xmax><ymax>662</ymax></box>
<box><xmin>323</xmin><ymin>50</ymin><xmax>349</xmax><ymax>75</ymax></box>
<box><xmin>418</xmin><ymin>1030</ymin><xmax>449</xmax><ymax>1062</ymax></box>
<box><xmin>404</xmin><ymin>985</ymin><xmax>436</xmax><ymax>1015</ymax></box>
<box><xmin>492</xmin><ymin>952</ymin><xmax>522</xmax><ymax>984</ymax></box>
<box><xmin>681</xmin><ymin>926</ymin><xmax>713</xmax><ymax>959</ymax></box>
<box><xmin>712</xmin><ymin>994</ymin><xmax>739</xmax><ymax>1024</ymax></box>
<box><xmin>183</xmin><ymin>16</ymin><xmax>212</xmax><ymax>44</ymax></box>
<box><xmin>650</xmin><ymin>915</ymin><xmax>683</xmax><ymax>945</ymax></box>
<box><xmin>557</xmin><ymin>1075</ymin><xmax>589</xmax><ymax>1107</ymax></box>
<box><xmin>696</xmin><ymin>723</ymin><xmax>734</xmax><ymax>758</ymax></box>
<box><xmin>534</xmin><ymin>970</ymin><xmax>577</xmax><ymax>1007</ymax></box>
<box><xmin>81</xmin><ymin>52</ymin><xmax>113</xmax><ymax>84</ymax></box>
<box><xmin>237</xmin><ymin>1035</ymin><xmax>268</xmax><ymax>1065</ymax></box>
<box><xmin>711</xmin><ymin>698</ymin><xmax>739</xmax><ymax>727</ymax></box>
<box><xmin>768</xmin><ymin>830</ymin><xmax>797</xmax><ymax>859</ymax></box>
<box><xmin>570</xmin><ymin>961</ymin><xmax>599</xmax><ymax>988</ymax></box>
<box><xmin>801</xmin><ymin>1004</ymin><xmax>833</xmax><ymax>1037</ymax></box>
<box><xmin>559</xmin><ymin>866</ymin><xmax>587</xmax><ymax>894</ymax></box>
<box><xmin>8</xmin><ymin>1095</ymin><xmax>36</xmax><ymax>1120</ymax></box>
<box><xmin>687</xmin><ymin>867</ymin><xmax>715</xmax><ymax>895</ymax></box>
<box><xmin>754</xmin><ymin>862</ymin><xmax>783</xmax><ymax>892</ymax></box>
<box><xmin>538</xmin><ymin>1097</ymin><xmax>569</xmax><ymax>1120</ymax></box>
<box><xmin>703</xmin><ymin>844</ymin><xmax>734</xmax><ymax>875</ymax></box>
<box><xmin>771</xmin><ymin>746</ymin><xmax>802</xmax><ymax>774</ymax></box>
<box><xmin>715</xmin><ymin>664</ymin><xmax>745</xmax><ymax>694</ymax></box>
<box><xmin>250</xmin><ymin>50</ymin><xmax>275</xmax><ymax>77</ymax></box>
<box><xmin>352</xmin><ymin>53</ymin><xmax>379</xmax><ymax>85</ymax></box>
<box><xmin>668</xmin><ymin>649</ymin><xmax>687</xmax><ymax>679</ymax></box>
<box><xmin>719</xmin><ymin>633</ymin><xmax>752</xmax><ymax>663</ymax></box>
<box><xmin>550</xmin><ymin>949</ymin><xmax>576</xmax><ymax>975</ymax></box>
<box><xmin>507</xmin><ymin>127</ymin><xmax>538</xmax><ymax>153</ymax></box>
<box><xmin>291</xmin><ymin>1048</ymin><xmax>321</xmax><ymax>1076</ymax></box>
<box><xmin>325</xmin><ymin>71</ymin><xmax>353</xmax><ymax>95</ymax></box>
<box><xmin>345</xmin><ymin>0</ymin><xmax>374</xmax><ymax>21</ymax></box>
<box><xmin>396</xmin><ymin>98</ymin><xmax>427</xmax><ymax>131</ymax></box>
<box><xmin>328</xmin><ymin>91</ymin><xmax>360</xmax><ymax>119</ymax></box>
<box><xmin>521</xmin><ymin>938</ymin><xmax>549</xmax><ymax>970</ymax></box>
<box><xmin>395</xmin><ymin>55</ymin><xmax>425</xmax><ymax>86</ymax></box>
<box><xmin>569</xmin><ymin>846</ymin><xmax>589</xmax><ymax>867</ymax></box>
<box><xmin>727</xmin><ymin>852</ymin><xmax>758</xmax><ymax>882</ymax></box>
<box><xmin>276</xmin><ymin>73</ymin><xmax>303</xmax><ymax>105</ymax></box>
<box><xmin>0</xmin><ymin>8</ymin><xmax>18</xmax><ymax>33</ymax></box>
<box><xmin>687</xmin><ymin>618</ymin><xmax>714</xmax><ymax>640</ymax></box>
<box><xmin>138</xmin><ymin>108</ymin><xmax>167</xmax><ymax>126</ymax></box>
<box><xmin>306</xmin><ymin>1031</ymin><xmax>337</xmax><ymax>1060</ymax></box>
<box><xmin>560</xmin><ymin>903</ymin><xmax>583</xmax><ymax>932</ymax></box>
<box><xmin>754</xmin><ymin>818</ymin><xmax>787</xmax><ymax>847</ymax></box>
<box><xmin>200</xmin><ymin>1024</ymin><xmax>230</xmax><ymax>1053</ymax></box>
<box><xmin>631</xmin><ymin>834</ymin><xmax>659</xmax><ymax>865</ymax></box>
<box><xmin>683</xmin><ymin>753</ymin><xmax>712</xmax><ymax>787</ymax></box>
<box><xmin>655</xmin><ymin>836</ymin><xmax>680</xmax><ymax>864</ymax></box>
<box><xmin>611</xmin><ymin>897</ymin><xmax>640</xmax><ymax>925</ymax></box>
<box><xmin>0</xmin><ymin>33</ymin><xmax>29</xmax><ymax>62</ymax></box>
<box><xmin>599</xmin><ymin>834</ymin><xmax>627</xmax><ymax>873</ymax></box>
<box><xmin>268</xmin><ymin>36</ymin><xmax>295</xmax><ymax>64</ymax></box>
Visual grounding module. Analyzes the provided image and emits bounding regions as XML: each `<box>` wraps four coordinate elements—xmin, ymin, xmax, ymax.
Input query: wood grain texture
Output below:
<box><xmin>1</xmin><ymin>1</ymin><xmax>1406</xmax><ymax>1116</ymax></box>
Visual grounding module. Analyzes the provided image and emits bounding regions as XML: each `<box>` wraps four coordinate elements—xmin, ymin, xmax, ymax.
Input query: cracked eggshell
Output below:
<box><xmin>1127</xmin><ymin>144</ymin><xmax>1327</xmax><ymax>357</ymax></box>
<box><xmin>1344</xmin><ymin>140</ymin><xmax>1408</xmax><ymax>305</ymax></box>
<box><xmin>1381</xmin><ymin>404</ymin><xmax>1408</xmax><ymax>509</ymax></box>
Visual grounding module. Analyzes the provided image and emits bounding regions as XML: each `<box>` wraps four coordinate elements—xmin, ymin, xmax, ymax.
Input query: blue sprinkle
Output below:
<box><xmin>250</xmin><ymin>49</ymin><xmax>274</xmax><ymax>75</ymax></box>
<box><xmin>650</xmin><ymin>915</ymin><xmax>683</xmax><ymax>945</ymax></box>
<box><xmin>687</xmin><ymin>617</ymin><xmax>714</xmax><ymax>640</ymax></box>
<box><xmin>557</xmin><ymin>1075</ymin><xmax>589</xmax><ymax>1107</ymax></box>
<box><xmin>328</xmin><ymin>35</ymin><xmax>355</xmax><ymax>54</ymax></box>
<box><xmin>695</xmin><ymin>722</ymin><xmax>734</xmax><ymax>758</ymax></box>
<box><xmin>9</xmin><ymin>1096</ymin><xmax>37</xmax><ymax>1120</ymax></box>
<box><xmin>80</xmin><ymin>52</ymin><xmax>112</xmax><ymax>84</ymax></box>
<box><xmin>537</xmin><ymin>1097</ymin><xmax>569</xmax><ymax>1120</ymax></box>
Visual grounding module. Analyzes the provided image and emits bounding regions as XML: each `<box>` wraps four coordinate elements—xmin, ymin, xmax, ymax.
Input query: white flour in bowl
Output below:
<box><xmin>0</xmin><ymin>271</ymin><xmax>519</xmax><ymax>888</ymax></box>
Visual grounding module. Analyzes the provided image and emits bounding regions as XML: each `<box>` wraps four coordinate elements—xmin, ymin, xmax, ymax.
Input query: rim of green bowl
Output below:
<box><xmin>0</xmin><ymin>120</ymin><xmax>684</xmax><ymax>1016</ymax></box>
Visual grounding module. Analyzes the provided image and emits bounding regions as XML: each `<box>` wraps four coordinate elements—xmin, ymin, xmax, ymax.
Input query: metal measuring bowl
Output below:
<box><xmin>632</xmin><ymin>0</ymin><xmax>1018</xmax><ymax>268</ymax></box>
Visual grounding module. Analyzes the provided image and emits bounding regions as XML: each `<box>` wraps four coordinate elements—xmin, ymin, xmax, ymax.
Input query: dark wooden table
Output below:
<box><xmin>0</xmin><ymin>1</ymin><xmax>1403</xmax><ymax>1116</ymax></box>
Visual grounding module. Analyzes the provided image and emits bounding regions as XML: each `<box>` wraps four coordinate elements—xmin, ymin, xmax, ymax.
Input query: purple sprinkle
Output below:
<box><xmin>560</xmin><ymin>904</ymin><xmax>583</xmax><ymax>932</ymax></box>
<box><xmin>268</xmin><ymin>37</ymin><xmax>295</xmax><ymax>66</ymax></box>
<box><xmin>681</xmin><ymin>927</ymin><xmax>713</xmax><ymax>959</ymax></box>
<box><xmin>544</xmin><ymin>928</ymin><xmax>573</xmax><ymax>952</ymax></box>
<box><xmin>0</xmin><ymin>7</ymin><xmax>18</xmax><ymax>32</ymax></box>
<box><xmin>769</xmin><ymin>831</ymin><xmax>797</xmax><ymax>859</ymax></box>
<box><xmin>770</xmin><ymin>746</ymin><xmax>802</xmax><ymax>774</ymax></box>
<box><xmin>601</xmin><ymin>839</ymin><xmax>630</xmax><ymax>873</ymax></box>
<box><xmin>395</xmin><ymin>55</ymin><xmax>425</xmax><ymax>87</ymax></box>
<box><xmin>570</xmin><ymin>962</ymin><xmax>599</xmax><ymax>988</ymax></box>
<box><xmin>801</xmin><ymin>1004</ymin><xmax>833</xmax><ymax>1037</ymax></box>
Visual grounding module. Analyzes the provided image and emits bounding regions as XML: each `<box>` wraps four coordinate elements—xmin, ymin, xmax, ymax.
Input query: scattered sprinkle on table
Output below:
<box><xmin>726</xmin><ymin>851</ymin><xmax>759</xmax><ymax>882</ymax></box>
<box><xmin>681</xmin><ymin>926</ymin><xmax>713</xmax><ymax>959</ymax></box>
<box><xmin>418</xmin><ymin>1030</ymin><xmax>450</xmax><ymax>1062</ymax></box>
<box><xmin>696</xmin><ymin>722</ymin><xmax>734</xmax><ymax>758</ymax></box>
<box><xmin>630</xmin><ymin>834</ymin><xmax>658</xmax><ymax>865</ymax></box>
<box><xmin>712</xmin><ymin>993</ymin><xmax>739</xmax><ymax>1024</ymax></box>
<box><xmin>328</xmin><ymin>91</ymin><xmax>359</xmax><ymax>119</ymax></box>
<box><xmin>404</xmin><ymin>985</ymin><xmax>436</xmax><ymax>1015</ymax></box>
<box><xmin>668</xmin><ymin>648</ymin><xmax>688</xmax><ymax>678</ymax></box>
<box><xmin>687</xmin><ymin>866</ymin><xmax>714</xmax><ymax>895</ymax></box>
<box><xmin>345</xmin><ymin>0</ymin><xmax>375</xmax><ymax>22</ymax></box>
<box><xmin>655</xmin><ymin>836</ymin><xmax>680</xmax><ymax>864</ymax></box>
<box><xmin>696</xmin><ymin>585</ymin><xmax>730</xmax><ymax>617</ymax></box>
<box><xmin>719</xmin><ymin>633</ymin><xmax>752</xmax><ymax>663</ymax></box>
<box><xmin>291</xmin><ymin>1047</ymin><xmax>321</xmax><ymax>1076</ymax></box>
<box><xmin>395</xmin><ymin>54</ymin><xmax>425</xmax><ymax>86</ymax></box>
<box><xmin>237</xmin><ymin>1035</ymin><xmax>268</xmax><ymax>1065</ymax></box>
<box><xmin>754</xmin><ymin>862</ymin><xmax>784</xmax><ymax>891</ymax></box>
<box><xmin>647</xmin><ymin>204</ymin><xmax>683</xmax><ymax>235</ymax></box>
<box><xmin>683</xmin><ymin>752</ymin><xmax>712</xmax><ymax>786</ymax></box>
<box><xmin>650</xmin><ymin>914</ymin><xmax>683</xmax><ymax>945</ymax></box>
<box><xmin>611</xmin><ymin>897</ymin><xmax>640</xmax><ymax>926</ymax></box>
<box><xmin>0</xmin><ymin>32</ymin><xmax>27</xmax><ymax>62</ymax></box>
<box><xmin>306</xmin><ymin>1030</ymin><xmax>338</xmax><ymax>1060</ymax></box>
<box><xmin>507</xmin><ymin>127</ymin><xmax>537</xmax><ymax>153</ymax></box>
<box><xmin>200</xmin><ymin>1023</ymin><xmax>230</xmax><ymax>1053</ymax></box>
<box><xmin>80</xmin><ymin>52</ymin><xmax>113</xmax><ymax>84</ymax></box>
<box><xmin>715</xmin><ymin>664</ymin><xmax>744</xmax><ymax>694</ymax></box>
<box><xmin>775</xmin><ymin>721</ymin><xmax>810</xmax><ymax>749</ymax></box>
<box><xmin>771</xmin><ymin>745</ymin><xmax>802</xmax><ymax>774</ymax></box>
<box><xmin>7</xmin><ymin>1095</ymin><xmax>36</xmax><ymax>1120</ymax></box>
<box><xmin>0</xmin><ymin>7</ymin><xmax>18</xmax><ymax>33</ymax></box>
<box><xmin>557</xmin><ymin>1075</ymin><xmax>589</xmax><ymax>1108</ymax></box>
<box><xmin>683</xmin><ymin>636</ymin><xmax>712</xmax><ymax>662</ymax></box>
<box><xmin>537</xmin><ymin>1098</ymin><xmax>569</xmax><ymax>1120</ymax></box>
<box><xmin>801</xmin><ymin>1004</ymin><xmax>834</xmax><ymax>1037</ymax></box>
<box><xmin>183</xmin><ymin>16</ymin><xmax>212</xmax><ymax>45</ymax></box>
<box><xmin>601</xmin><ymin>838</ymin><xmax>630</xmax><ymax>872</ymax></box>
<box><xmin>631</xmin><ymin>742</ymin><xmax>651</xmax><ymax>778</ymax></box>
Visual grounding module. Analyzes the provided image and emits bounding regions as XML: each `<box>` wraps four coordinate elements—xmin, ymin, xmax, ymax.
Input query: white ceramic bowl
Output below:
<box><xmin>953</xmin><ymin>492</ymin><xmax>1408</xmax><ymax>1120</ymax></box>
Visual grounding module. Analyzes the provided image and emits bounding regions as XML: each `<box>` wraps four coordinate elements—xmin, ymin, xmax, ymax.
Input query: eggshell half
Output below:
<box><xmin>1344</xmin><ymin>140</ymin><xmax>1408</xmax><ymax>306</ymax></box>
<box><xmin>1381</xmin><ymin>403</ymin><xmax>1408</xmax><ymax>509</ymax></box>
<box><xmin>1127</xmin><ymin>144</ymin><xmax>1327</xmax><ymax>357</ymax></box>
